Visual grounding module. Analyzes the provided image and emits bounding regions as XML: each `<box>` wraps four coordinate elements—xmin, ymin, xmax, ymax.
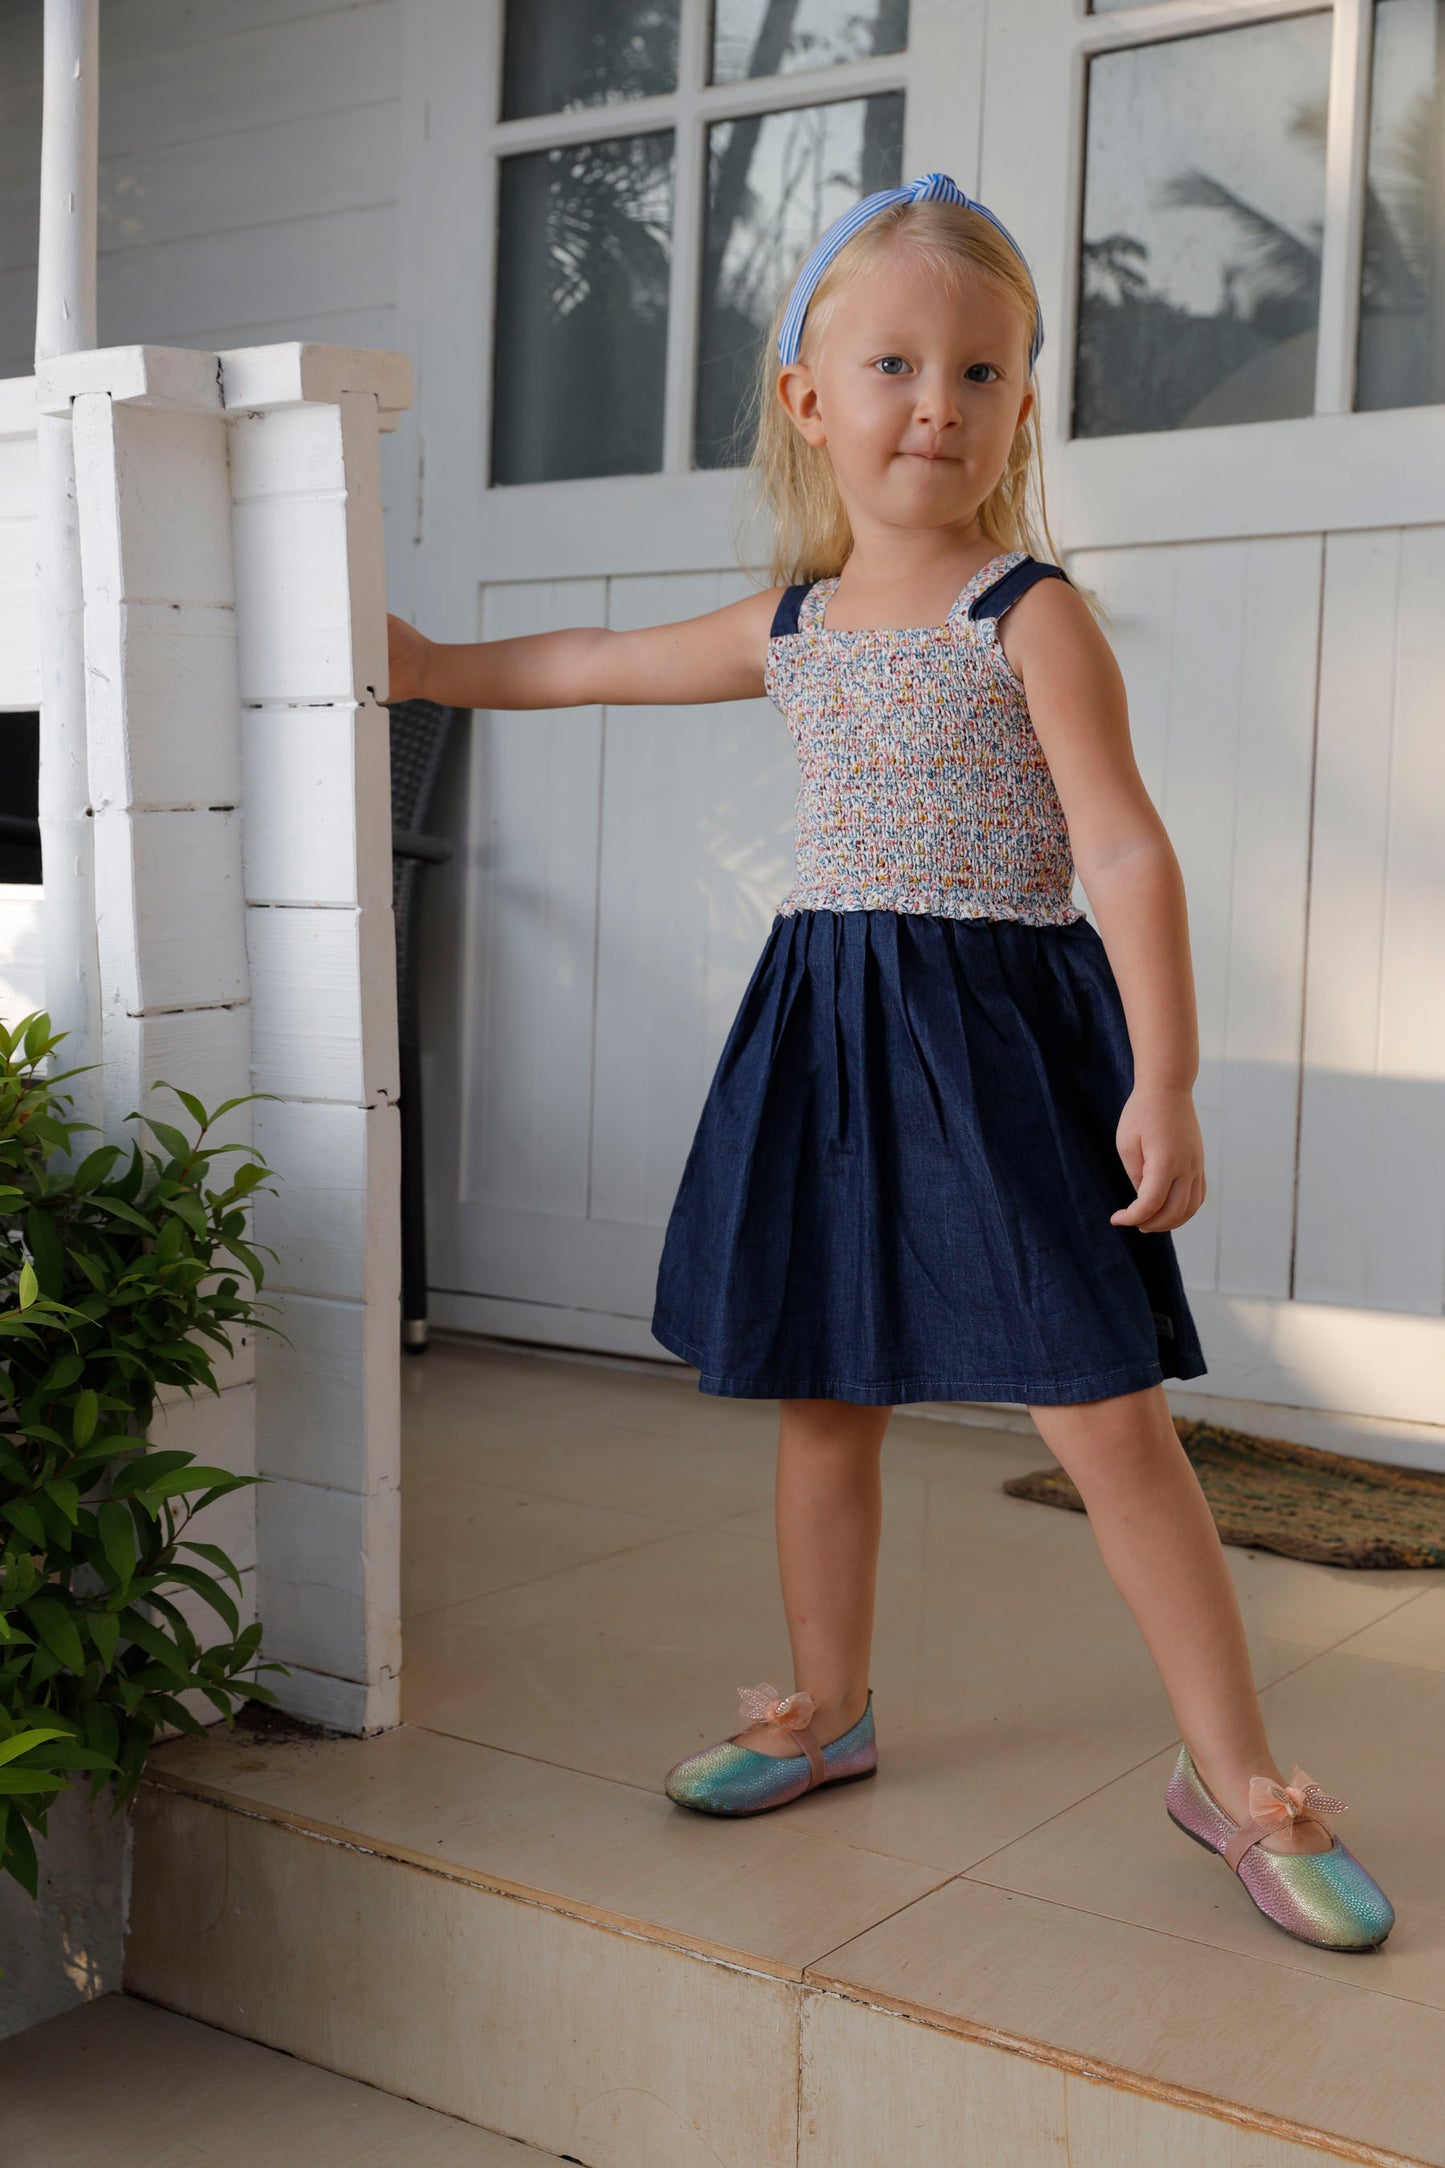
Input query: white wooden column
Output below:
<box><xmin>34</xmin><ymin>344</ymin><xmax>258</xmax><ymax>1659</ymax></box>
<box><xmin>34</xmin><ymin>340</ymin><xmax>412</xmax><ymax>1737</ymax></box>
<box><xmin>219</xmin><ymin>342</ymin><xmax>410</xmax><ymax>1735</ymax></box>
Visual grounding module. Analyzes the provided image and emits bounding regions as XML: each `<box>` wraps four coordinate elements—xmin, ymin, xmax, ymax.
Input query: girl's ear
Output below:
<box><xmin>777</xmin><ymin>363</ymin><xmax>828</xmax><ymax>447</ymax></box>
<box><xmin>1015</xmin><ymin>387</ymin><xmax>1035</xmax><ymax>435</ymax></box>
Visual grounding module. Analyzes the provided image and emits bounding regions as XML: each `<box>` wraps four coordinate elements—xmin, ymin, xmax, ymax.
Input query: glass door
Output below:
<box><xmin>979</xmin><ymin>0</ymin><xmax>1445</xmax><ymax>1404</ymax></box>
<box><xmin>421</xmin><ymin>1</ymin><xmax>994</xmax><ymax>1353</ymax></box>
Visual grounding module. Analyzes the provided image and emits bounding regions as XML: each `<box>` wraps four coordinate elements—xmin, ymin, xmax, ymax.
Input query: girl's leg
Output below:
<box><xmin>1025</xmin><ymin>1382</ymin><xmax>1330</xmax><ymax>1855</ymax></box>
<box><xmin>736</xmin><ymin>1396</ymin><xmax>890</xmax><ymax>1758</ymax></box>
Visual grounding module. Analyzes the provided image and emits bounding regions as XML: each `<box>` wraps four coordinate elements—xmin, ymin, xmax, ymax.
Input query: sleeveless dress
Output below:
<box><xmin>649</xmin><ymin>549</ymin><xmax>1208</xmax><ymax>1407</ymax></box>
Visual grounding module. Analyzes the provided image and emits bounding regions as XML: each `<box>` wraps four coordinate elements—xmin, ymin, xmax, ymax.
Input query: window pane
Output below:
<box><xmin>711</xmin><ymin>0</ymin><xmax>908</xmax><ymax>85</ymax></box>
<box><xmin>1357</xmin><ymin>0</ymin><xmax>1445</xmax><ymax>409</ymax></box>
<box><xmin>695</xmin><ymin>93</ymin><xmax>905</xmax><ymax>468</ymax></box>
<box><xmin>1074</xmin><ymin>15</ymin><xmax>1332</xmax><ymax>438</ymax></box>
<box><xmin>492</xmin><ymin>134</ymin><xmax>674</xmax><ymax>484</ymax></box>
<box><xmin>501</xmin><ymin>0</ymin><xmax>680</xmax><ymax>119</ymax></box>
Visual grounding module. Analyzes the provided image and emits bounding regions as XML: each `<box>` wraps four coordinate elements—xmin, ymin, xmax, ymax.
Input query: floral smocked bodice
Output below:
<box><xmin>764</xmin><ymin>549</ymin><xmax>1085</xmax><ymax>926</ymax></box>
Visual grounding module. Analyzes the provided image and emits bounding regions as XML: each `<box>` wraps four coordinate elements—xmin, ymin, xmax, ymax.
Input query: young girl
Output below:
<box><xmin>387</xmin><ymin>172</ymin><xmax>1394</xmax><ymax>1953</ymax></box>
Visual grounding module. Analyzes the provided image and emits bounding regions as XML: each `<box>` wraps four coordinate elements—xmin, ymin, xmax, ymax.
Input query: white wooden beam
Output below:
<box><xmin>218</xmin><ymin>342</ymin><xmax>409</xmax><ymax>1736</ymax></box>
<box><xmin>34</xmin><ymin>0</ymin><xmax>101</xmax><ymax>1127</ymax></box>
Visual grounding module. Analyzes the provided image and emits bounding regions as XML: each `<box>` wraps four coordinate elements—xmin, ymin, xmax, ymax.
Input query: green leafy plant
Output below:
<box><xmin>0</xmin><ymin>1012</ymin><xmax>286</xmax><ymax>1897</ymax></box>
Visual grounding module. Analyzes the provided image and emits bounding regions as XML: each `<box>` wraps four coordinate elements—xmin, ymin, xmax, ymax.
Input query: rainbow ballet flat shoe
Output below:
<box><xmin>664</xmin><ymin>1682</ymin><xmax>877</xmax><ymax>1816</ymax></box>
<box><xmin>1165</xmin><ymin>1743</ymin><xmax>1394</xmax><ymax>1952</ymax></box>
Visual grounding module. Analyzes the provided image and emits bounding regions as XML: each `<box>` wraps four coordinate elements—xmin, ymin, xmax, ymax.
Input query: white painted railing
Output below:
<box><xmin>3</xmin><ymin>341</ymin><xmax>411</xmax><ymax>1735</ymax></box>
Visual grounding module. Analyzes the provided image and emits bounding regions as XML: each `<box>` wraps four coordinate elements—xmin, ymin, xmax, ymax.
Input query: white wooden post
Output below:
<box><xmin>34</xmin><ymin>344</ymin><xmax>259</xmax><ymax>1669</ymax></box>
<box><xmin>34</xmin><ymin>0</ymin><xmax>101</xmax><ymax>1131</ymax></box>
<box><xmin>34</xmin><ymin>340</ymin><xmax>412</xmax><ymax>1737</ymax></box>
<box><xmin>219</xmin><ymin>341</ymin><xmax>410</xmax><ymax>1735</ymax></box>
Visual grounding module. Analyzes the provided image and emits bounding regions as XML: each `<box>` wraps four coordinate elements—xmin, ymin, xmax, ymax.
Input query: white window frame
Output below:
<box><xmin>479</xmin><ymin>1</ymin><xmax>994</xmax><ymax>490</ymax></box>
<box><xmin>1013</xmin><ymin>0</ymin><xmax>1445</xmax><ymax>547</ymax></box>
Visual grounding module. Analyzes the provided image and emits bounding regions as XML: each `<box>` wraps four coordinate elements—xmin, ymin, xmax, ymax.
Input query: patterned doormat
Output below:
<box><xmin>1002</xmin><ymin>1417</ymin><xmax>1445</xmax><ymax>1569</ymax></box>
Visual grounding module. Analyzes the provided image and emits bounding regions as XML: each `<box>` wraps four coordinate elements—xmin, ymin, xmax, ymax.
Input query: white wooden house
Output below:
<box><xmin>1</xmin><ymin>0</ymin><xmax>1443</xmax><ymax>2130</ymax></box>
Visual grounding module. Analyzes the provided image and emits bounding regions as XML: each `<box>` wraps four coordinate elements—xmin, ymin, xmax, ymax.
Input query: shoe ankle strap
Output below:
<box><xmin>780</xmin><ymin>1722</ymin><xmax>825</xmax><ymax>1788</ymax></box>
<box><xmin>1223</xmin><ymin>1820</ymin><xmax>1270</xmax><ymax>1870</ymax></box>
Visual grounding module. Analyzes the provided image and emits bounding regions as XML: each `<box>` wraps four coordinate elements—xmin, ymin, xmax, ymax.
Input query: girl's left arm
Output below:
<box><xmin>1001</xmin><ymin>582</ymin><xmax>1207</xmax><ymax>1236</ymax></box>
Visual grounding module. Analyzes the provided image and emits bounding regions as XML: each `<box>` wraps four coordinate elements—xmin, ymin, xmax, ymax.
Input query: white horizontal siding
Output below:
<box><xmin>0</xmin><ymin>0</ymin><xmax>404</xmax><ymax>379</ymax></box>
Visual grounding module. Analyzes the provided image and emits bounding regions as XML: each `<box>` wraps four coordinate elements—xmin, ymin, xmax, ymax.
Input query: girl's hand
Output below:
<box><xmin>1110</xmin><ymin>1084</ymin><xmax>1206</xmax><ymax>1233</ymax></box>
<box><xmin>386</xmin><ymin>613</ymin><xmax>434</xmax><ymax>704</ymax></box>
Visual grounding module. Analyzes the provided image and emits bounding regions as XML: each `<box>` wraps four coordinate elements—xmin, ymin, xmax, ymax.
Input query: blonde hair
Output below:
<box><xmin>737</xmin><ymin>198</ymin><xmax>1065</xmax><ymax>591</ymax></box>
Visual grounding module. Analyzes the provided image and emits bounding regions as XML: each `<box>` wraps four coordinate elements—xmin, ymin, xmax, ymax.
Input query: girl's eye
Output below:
<box><xmin>965</xmin><ymin>363</ymin><xmax>1000</xmax><ymax>384</ymax></box>
<box><xmin>874</xmin><ymin>356</ymin><xmax>911</xmax><ymax>376</ymax></box>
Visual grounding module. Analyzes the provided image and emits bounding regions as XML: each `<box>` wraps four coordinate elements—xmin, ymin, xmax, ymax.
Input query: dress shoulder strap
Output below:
<box><xmin>967</xmin><ymin>556</ymin><xmax>1071</xmax><ymax>623</ymax></box>
<box><xmin>770</xmin><ymin>583</ymin><xmax>813</xmax><ymax>637</ymax></box>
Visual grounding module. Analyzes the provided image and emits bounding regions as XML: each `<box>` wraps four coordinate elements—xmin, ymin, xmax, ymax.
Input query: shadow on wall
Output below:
<box><xmin>0</xmin><ymin>1787</ymin><xmax>125</xmax><ymax>2041</ymax></box>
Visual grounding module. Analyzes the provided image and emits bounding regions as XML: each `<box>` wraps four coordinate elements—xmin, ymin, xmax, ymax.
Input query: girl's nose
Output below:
<box><xmin>911</xmin><ymin>370</ymin><xmax>962</xmax><ymax>429</ymax></box>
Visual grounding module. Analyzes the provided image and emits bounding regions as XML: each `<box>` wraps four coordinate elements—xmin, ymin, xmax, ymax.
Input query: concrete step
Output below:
<box><xmin>122</xmin><ymin>1721</ymin><xmax>1436</xmax><ymax>2168</ymax></box>
<box><xmin>0</xmin><ymin>1994</ymin><xmax>564</xmax><ymax>2167</ymax></box>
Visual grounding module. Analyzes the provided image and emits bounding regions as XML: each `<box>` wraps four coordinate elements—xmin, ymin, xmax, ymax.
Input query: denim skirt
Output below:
<box><xmin>650</xmin><ymin>909</ymin><xmax>1207</xmax><ymax>1406</ymax></box>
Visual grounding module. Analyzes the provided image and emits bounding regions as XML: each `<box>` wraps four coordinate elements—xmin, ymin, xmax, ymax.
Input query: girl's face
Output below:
<box><xmin>778</xmin><ymin>249</ymin><xmax>1035</xmax><ymax>540</ymax></box>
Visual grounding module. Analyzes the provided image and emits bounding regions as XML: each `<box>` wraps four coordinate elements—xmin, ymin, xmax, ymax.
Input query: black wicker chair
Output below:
<box><xmin>388</xmin><ymin>699</ymin><xmax>466</xmax><ymax>1352</ymax></box>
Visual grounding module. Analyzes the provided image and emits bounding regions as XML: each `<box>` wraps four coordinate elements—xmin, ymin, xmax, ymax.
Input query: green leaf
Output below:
<box><xmin>43</xmin><ymin>1477</ymin><xmax>79</xmax><ymax>1525</ymax></box>
<box><xmin>144</xmin><ymin>1118</ymin><xmax>194</xmax><ymax>1164</ymax></box>
<box><xmin>22</xmin><ymin>1596</ymin><xmax>88</xmax><ymax>1674</ymax></box>
<box><xmin>96</xmin><ymin>1197</ymin><xmax>155</xmax><ymax>1235</ymax></box>
<box><xmin>109</xmin><ymin>1451</ymin><xmax>196</xmax><ymax>1498</ymax></box>
<box><xmin>70</xmin><ymin>1144</ymin><xmax>123</xmax><ymax>1192</ymax></box>
<box><xmin>2</xmin><ymin>1808</ymin><xmax>39</xmax><ymax>1894</ymax></box>
<box><xmin>21</xmin><ymin>1011</ymin><xmax>51</xmax><ymax>1060</ymax></box>
<box><xmin>142</xmin><ymin>1466</ymin><xmax>246</xmax><ymax>1504</ymax></box>
<box><xmin>72</xmin><ymin>1389</ymin><xmax>99</xmax><ymax>1448</ymax></box>
<box><xmin>180</xmin><ymin>1540</ymin><xmax>243</xmax><ymax>1593</ymax></box>
<box><xmin>84</xmin><ymin>1704</ymin><xmax>120</xmax><ymax>1764</ymax></box>
<box><xmin>16</xmin><ymin>1259</ymin><xmax>37</xmax><ymax>1310</ymax></box>
<box><xmin>29</xmin><ymin>1741</ymin><xmax>114</xmax><ymax>1773</ymax></box>
<box><xmin>97</xmin><ymin>1501</ymin><xmax>137</xmax><ymax>1592</ymax></box>
<box><xmin>119</xmin><ymin>1609</ymin><xmax>189</xmax><ymax>1682</ymax></box>
<box><xmin>41</xmin><ymin>1349</ymin><xmax>85</xmax><ymax>1396</ymax></box>
<box><xmin>166</xmin><ymin>1190</ymin><xmax>208</xmax><ymax>1239</ymax></box>
<box><xmin>145</xmin><ymin>1694</ymin><xmax>206</xmax><ymax>1738</ymax></box>
<box><xmin>218</xmin><ymin>1235</ymin><xmax>265</xmax><ymax>1283</ymax></box>
<box><xmin>0</xmin><ymin>1727</ymin><xmax>68</xmax><ymax>1769</ymax></box>
<box><xmin>2</xmin><ymin>1500</ymin><xmax>45</xmax><ymax>1548</ymax></box>
<box><xmin>154</xmin><ymin>1082</ymin><xmax>209</xmax><ymax>1130</ymax></box>
<box><xmin>23</xmin><ymin>1208</ymin><xmax>65</xmax><ymax>1299</ymax></box>
<box><xmin>165</xmin><ymin>1564</ymin><xmax>239</xmax><ymax>1637</ymax></box>
<box><xmin>87</xmin><ymin>1610</ymin><xmax>119</xmax><ymax>1669</ymax></box>
<box><xmin>0</xmin><ymin>1769</ymin><xmax>68</xmax><ymax>1795</ymax></box>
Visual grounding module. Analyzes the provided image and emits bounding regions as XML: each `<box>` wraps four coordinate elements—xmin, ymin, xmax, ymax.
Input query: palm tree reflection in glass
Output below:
<box><xmin>1076</xmin><ymin>1</ymin><xmax>1445</xmax><ymax>436</ymax></box>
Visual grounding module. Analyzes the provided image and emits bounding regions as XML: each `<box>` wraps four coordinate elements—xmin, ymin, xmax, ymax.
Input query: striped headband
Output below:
<box><xmin>775</xmin><ymin>170</ymin><xmax>1043</xmax><ymax>373</ymax></box>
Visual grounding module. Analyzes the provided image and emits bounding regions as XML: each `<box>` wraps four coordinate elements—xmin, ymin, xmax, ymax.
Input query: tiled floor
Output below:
<box><xmin>2</xmin><ymin>1993</ymin><xmax>560</xmax><ymax>2165</ymax></box>
<box><xmin>151</xmin><ymin>1339</ymin><xmax>1445</xmax><ymax>2165</ymax></box>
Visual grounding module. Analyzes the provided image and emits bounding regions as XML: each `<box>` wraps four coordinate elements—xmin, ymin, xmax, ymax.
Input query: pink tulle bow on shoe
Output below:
<box><xmin>1247</xmin><ymin>1766</ymin><xmax>1349</xmax><ymax>1831</ymax></box>
<box><xmin>736</xmin><ymin>1681</ymin><xmax>816</xmax><ymax>1730</ymax></box>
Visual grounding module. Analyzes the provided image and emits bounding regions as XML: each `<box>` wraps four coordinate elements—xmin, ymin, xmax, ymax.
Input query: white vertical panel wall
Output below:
<box><xmin>1069</xmin><ymin>538</ymin><xmax>1323</xmax><ymax>1305</ymax></box>
<box><xmin>1296</xmin><ymin>526</ymin><xmax>1445</xmax><ymax>1316</ymax></box>
<box><xmin>428</xmin><ymin>572</ymin><xmax>796</xmax><ymax>1347</ymax></box>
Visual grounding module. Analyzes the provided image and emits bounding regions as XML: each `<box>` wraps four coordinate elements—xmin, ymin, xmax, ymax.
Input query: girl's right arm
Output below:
<box><xmin>386</xmin><ymin>586</ymin><xmax>785</xmax><ymax>711</ymax></box>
